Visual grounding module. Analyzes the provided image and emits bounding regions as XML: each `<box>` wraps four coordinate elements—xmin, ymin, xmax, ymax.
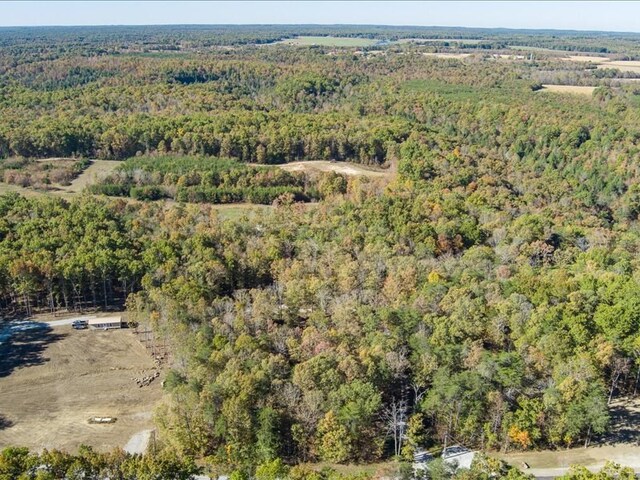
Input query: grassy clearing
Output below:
<box><xmin>0</xmin><ymin>182</ymin><xmax>54</xmax><ymax>199</ymax></box>
<box><xmin>564</xmin><ymin>55</ymin><xmax>611</xmax><ymax>63</ymax></box>
<box><xmin>507</xmin><ymin>45</ymin><xmax>566</xmax><ymax>53</ymax></box>
<box><xmin>209</xmin><ymin>203</ymin><xmax>272</xmax><ymax>221</ymax></box>
<box><xmin>597</xmin><ymin>61</ymin><xmax>640</xmax><ymax>73</ymax></box>
<box><xmin>393</xmin><ymin>38</ymin><xmax>482</xmax><ymax>44</ymax></box>
<box><xmin>540</xmin><ymin>85</ymin><xmax>596</xmax><ymax>96</ymax></box>
<box><xmin>61</xmin><ymin>160</ymin><xmax>121</xmax><ymax>193</ymax></box>
<box><xmin>422</xmin><ymin>52</ymin><xmax>472</xmax><ymax>60</ymax></box>
<box><xmin>0</xmin><ymin>159</ymin><xmax>120</xmax><ymax>199</ymax></box>
<box><xmin>562</xmin><ymin>56</ymin><xmax>640</xmax><ymax>73</ymax></box>
<box><xmin>278</xmin><ymin>36</ymin><xmax>378</xmax><ymax>47</ymax></box>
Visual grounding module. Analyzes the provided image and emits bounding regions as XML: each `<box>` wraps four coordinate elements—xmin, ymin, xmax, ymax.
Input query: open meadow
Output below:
<box><xmin>540</xmin><ymin>84</ymin><xmax>597</xmax><ymax>96</ymax></box>
<box><xmin>277</xmin><ymin>36</ymin><xmax>378</xmax><ymax>46</ymax></box>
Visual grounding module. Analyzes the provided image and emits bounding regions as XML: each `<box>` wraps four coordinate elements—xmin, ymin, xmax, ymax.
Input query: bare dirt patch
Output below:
<box><xmin>276</xmin><ymin>160</ymin><xmax>391</xmax><ymax>178</ymax></box>
<box><xmin>540</xmin><ymin>85</ymin><xmax>596</xmax><ymax>96</ymax></box>
<box><xmin>0</xmin><ymin>323</ymin><xmax>162</xmax><ymax>452</ymax></box>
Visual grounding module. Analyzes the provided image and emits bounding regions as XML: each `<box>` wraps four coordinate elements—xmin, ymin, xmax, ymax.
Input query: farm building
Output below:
<box><xmin>88</xmin><ymin>316</ymin><xmax>124</xmax><ymax>330</ymax></box>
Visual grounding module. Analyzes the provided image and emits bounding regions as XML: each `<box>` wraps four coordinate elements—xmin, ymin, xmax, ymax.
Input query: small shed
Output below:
<box><xmin>88</xmin><ymin>316</ymin><xmax>123</xmax><ymax>330</ymax></box>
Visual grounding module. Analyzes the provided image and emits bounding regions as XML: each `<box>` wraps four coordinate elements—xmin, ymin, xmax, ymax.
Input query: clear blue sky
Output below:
<box><xmin>1</xmin><ymin>1</ymin><xmax>640</xmax><ymax>33</ymax></box>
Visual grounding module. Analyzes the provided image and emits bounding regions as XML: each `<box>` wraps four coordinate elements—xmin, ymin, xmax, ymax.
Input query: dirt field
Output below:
<box><xmin>276</xmin><ymin>160</ymin><xmax>391</xmax><ymax>178</ymax></box>
<box><xmin>0</xmin><ymin>321</ymin><xmax>162</xmax><ymax>452</ymax></box>
<box><xmin>540</xmin><ymin>85</ymin><xmax>596</xmax><ymax>96</ymax></box>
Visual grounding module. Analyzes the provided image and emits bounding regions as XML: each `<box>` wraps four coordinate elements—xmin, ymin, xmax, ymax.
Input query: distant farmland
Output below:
<box><xmin>393</xmin><ymin>38</ymin><xmax>482</xmax><ymax>44</ymax></box>
<box><xmin>278</xmin><ymin>36</ymin><xmax>378</xmax><ymax>46</ymax></box>
<box><xmin>540</xmin><ymin>84</ymin><xmax>596</xmax><ymax>96</ymax></box>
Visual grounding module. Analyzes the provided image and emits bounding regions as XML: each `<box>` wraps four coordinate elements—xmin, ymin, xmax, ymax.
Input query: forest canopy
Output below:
<box><xmin>2</xmin><ymin>24</ymin><xmax>640</xmax><ymax>479</ymax></box>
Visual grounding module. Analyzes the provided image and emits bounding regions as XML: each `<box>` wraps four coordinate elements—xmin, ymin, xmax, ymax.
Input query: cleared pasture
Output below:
<box><xmin>208</xmin><ymin>203</ymin><xmax>272</xmax><ymax>221</ymax></box>
<box><xmin>597</xmin><ymin>61</ymin><xmax>640</xmax><ymax>73</ymax></box>
<box><xmin>278</xmin><ymin>36</ymin><xmax>378</xmax><ymax>47</ymax></box>
<box><xmin>393</xmin><ymin>38</ymin><xmax>482</xmax><ymax>44</ymax></box>
<box><xmin>564</xmin><ymin>55</ymin><xmax>611</xmax><ymax>63</ymax></box>
<box><xmin>60</xmin><ymin>160</ymin><xmax>121</xmax><ymax>193</ymax></box>
<box><xmin>0</xmin><ymin>182</ymin><xmax>51</xmax><ymax>199</ymax></box>
<box><xmin>507</xmin><ymin>45</ymin><xmax>562</xmax><ymax>53</ymax></box>
<box><xmin>540</xmin><ymin>84</ymin><xmax>596</xmax><ymax>96</ymax></box>
<box><xmin>422</xmin><ymin>52</ymin><xmax>472</xmax><ymax>59</ymax></box>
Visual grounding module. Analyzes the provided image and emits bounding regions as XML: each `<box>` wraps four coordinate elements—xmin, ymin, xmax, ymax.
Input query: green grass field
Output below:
<box><xmin>393</xmin><ymin>38</ymin><xmax>482</xmax><ymax>44</ymax></box>
<box><xmin>209</xmin><ymin>203</ymin><xmax>272</xmax><ymax>221</ymax></box>
<box><xmin>280</xmin><ymin>36</ymin><xmax>378</xmax><ymax>47</ymax></box>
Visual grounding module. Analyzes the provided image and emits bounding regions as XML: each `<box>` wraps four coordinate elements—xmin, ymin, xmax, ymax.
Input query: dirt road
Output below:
<box><xmin>0</xmin><ymin>323</ymin><xmax>162</xmax><ymax>452</ymax></box>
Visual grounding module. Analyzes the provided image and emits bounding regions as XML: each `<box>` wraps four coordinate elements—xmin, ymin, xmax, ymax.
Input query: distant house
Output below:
<box><xmin>88</xmin><ymin>316</ymin><xmax>124</xmax><ymax>330</ymax></box>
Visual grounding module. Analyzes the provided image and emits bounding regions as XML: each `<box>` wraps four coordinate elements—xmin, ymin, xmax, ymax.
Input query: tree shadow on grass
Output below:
<box><xmin>0</xmin><ymin>414</ymin><xmax>13</xmax><ymax>430</ymax></box>
<box><xmin>0</xmin><ymin>321</ymin><xmax>66</xmax><ymax>378</ymax></box>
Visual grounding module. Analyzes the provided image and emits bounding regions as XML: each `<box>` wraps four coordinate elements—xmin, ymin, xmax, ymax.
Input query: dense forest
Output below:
<box><xmin>4</xmin><ymin>24</ymin><xmax>640</xmax><ymax>479</ymax></box>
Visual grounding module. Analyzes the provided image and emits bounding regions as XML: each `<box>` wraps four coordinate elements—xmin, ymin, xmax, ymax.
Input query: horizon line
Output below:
<box><xmin>1</xmin><ymin>23</ymin><xmax>640</xmax><ymax>35</ymax></box>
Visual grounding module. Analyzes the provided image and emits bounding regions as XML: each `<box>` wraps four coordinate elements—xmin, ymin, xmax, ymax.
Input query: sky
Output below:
<box><xmin>1</xmin><ymin>1</ymin><xmax>640</xmax><ymax>33</ymax></box>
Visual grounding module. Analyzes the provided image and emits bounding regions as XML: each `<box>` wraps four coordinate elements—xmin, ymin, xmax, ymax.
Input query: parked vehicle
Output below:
<box><xmin>72</xmin><ymin>320</ymin><xmax>88</xmax><ymax>330</ymax></box>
